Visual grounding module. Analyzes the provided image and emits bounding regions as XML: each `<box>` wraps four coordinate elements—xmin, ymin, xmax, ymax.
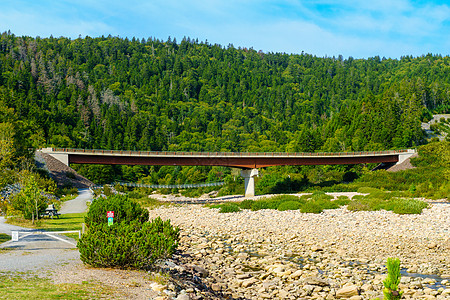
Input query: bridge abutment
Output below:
<box><xmin>240</xmin><ymin>168</ymin><xmax>258</xmax><ymax>197</ymax></box>
<box><xmin>41</xmin><ymin>148</ymin><xmax>69</xmax><ymax>166</ymax></box>
<box><xmin>397</xmin><ymin>149</ymin><xmax>416</xmax><ymax>164</ymax></box>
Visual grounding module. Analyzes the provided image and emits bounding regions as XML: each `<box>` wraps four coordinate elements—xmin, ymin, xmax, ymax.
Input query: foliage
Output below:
<box><xmin>300</xmin><ymin>201</ymin><xmax>323</xmax><ymax>213</ymax></box>
<box><xmin>133</xmin><ymin>196</ymin><xmax>165</xmax><ymax>209</ymax></box>
<box><xmin>250</xmin><ymin>195</ymin><xmax>303</xmax><ymax>211</ymax></box>
<box><xmin>347</xmin><ymin>141</ymin><xmax>450</xmax><ymax>199</ymax></box>
<box><xmin>77</xmin><ymin>217</ymin><xmax>179</xmax><ymax>270</ymax></box>
<box><xmin>239</xmin><ymin>199</ymin><xmax>254</xmax><ymax>209</ymax></box>
<box><xmin>84</xmin><ymin>194</ymin><xmax>148</xmax><ymax>228</ymax></box>
<box><xmin>79</xmin><ymin>194</ymin><xmax>178</xmax><ymax>270</ymax></box>
<box><xmin>383</xmin><ymin>258</ymin><xmax>403</xmax><ymax>300</ymax></box>
<box><xmin>277</xmin><ymin>200</ymin><xmax>302</xmax><ymax>211</ymax></box>
<box><xmin>10</xmin><ymin>172</ymin><xmax>55</xmax><ymax>220</ymax></box>
<box><xmin>347</xmin><ymin>193</ymin><xmax>429</xmax><ymax>214</ymax></box>
<box><xmin>1</xmin><ymin>32</ymin><xmax>449</xmax><ymax>188</ymax></box>
<box><xmin>0</xmin><ymin>233</ymin><xmax>9</xmax><ymax>243</ymax></box>
<box><xmin>218</xmin><ymin>203</ymin><xmax>241</xmax><ymax>213</ymax></box>
<box><xmin>0</xmin><ymin>274</ymin><xmax>116</xmax><ymax>299</ymax></box>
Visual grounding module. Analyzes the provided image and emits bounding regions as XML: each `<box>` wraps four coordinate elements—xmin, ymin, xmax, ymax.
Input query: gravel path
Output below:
<box><xmin>58</xmin><ymin>188</ymin><xmax>93</xmax><ymax>214</ymax></box>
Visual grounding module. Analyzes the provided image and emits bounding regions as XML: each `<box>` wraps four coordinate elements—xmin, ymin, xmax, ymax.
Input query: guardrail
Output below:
<box><xmin>48</xmin><ymin>148</ymin><xmax>408</xmax><ymax>157</ymax></box>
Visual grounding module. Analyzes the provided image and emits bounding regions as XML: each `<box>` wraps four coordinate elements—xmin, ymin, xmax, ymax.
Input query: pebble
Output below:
<box><xmin>148</xmin><ymin>201</ymin><xmax>450</xmax><ymax>299</ymax></box>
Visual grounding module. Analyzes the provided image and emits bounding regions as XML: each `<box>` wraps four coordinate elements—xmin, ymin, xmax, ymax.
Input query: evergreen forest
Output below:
<box><xmin>0</xmin><ymin>31</ymin><xmax>449</xmax><ymax>189</ymax></box>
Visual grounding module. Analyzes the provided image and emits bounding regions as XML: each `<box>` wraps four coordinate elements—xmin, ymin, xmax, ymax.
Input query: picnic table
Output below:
<box><xmin>40</xmin><ymin>204</ymin><xmax>61</xmax><ymax>219</ymax></box>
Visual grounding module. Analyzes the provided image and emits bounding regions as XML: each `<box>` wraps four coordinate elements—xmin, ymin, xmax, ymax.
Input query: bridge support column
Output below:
<box><xmin>240</xmin><ymin>168</ymin><xmax>258</xmax><ymax>197</ymax></box>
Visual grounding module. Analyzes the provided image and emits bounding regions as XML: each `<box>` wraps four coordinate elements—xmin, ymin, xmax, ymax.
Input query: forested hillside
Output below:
<box><xmin>0</xmin><ymin>31</ymin><xmax>449</xmax><ymax>184</ymax></box>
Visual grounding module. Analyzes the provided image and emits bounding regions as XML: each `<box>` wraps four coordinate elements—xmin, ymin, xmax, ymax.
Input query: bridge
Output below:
<box><xmin>41</xmin><ymin>148</ymin><xmax>416</xmax><ymax>197</ymax></box>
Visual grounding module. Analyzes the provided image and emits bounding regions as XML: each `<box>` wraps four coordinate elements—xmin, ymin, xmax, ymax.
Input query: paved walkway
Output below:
<box><xmin>0</xmin><ymin>189</ymin><xmax>93</xmax><ymax>273</ymax></box>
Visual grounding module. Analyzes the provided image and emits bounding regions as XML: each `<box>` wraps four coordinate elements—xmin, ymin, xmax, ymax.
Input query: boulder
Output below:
<box><xmin>302</xmin><ymin>276</ymin><xmax>330</xmax><ymax>287</ymax></box>
<box><xmin>336</xmin><ymin>285</ymin><xmax>359</xmax><ymax>298</ymax></box>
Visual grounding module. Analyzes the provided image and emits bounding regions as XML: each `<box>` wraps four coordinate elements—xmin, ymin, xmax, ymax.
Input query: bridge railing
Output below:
<box><xmin>50</xmin><ymin>148</ymin><xmax>408</xmax><ymax>157</ymax></box>
<box><xmin>93</xmin><ymin>181</ymin><xmax>225</xmax><ymax>189</ymax></box>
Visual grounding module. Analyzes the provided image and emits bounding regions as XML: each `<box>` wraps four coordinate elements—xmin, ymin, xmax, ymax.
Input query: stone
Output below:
<box><xmin>311</xmin><ymin>245</ymin><xmax>324</xmax><ymax>252</ymax></box>
<box><xmin>151</xmin><ymin>282</ymin><xmax>167</xmax><ymax>292</ymax></box>
<box><xmin>427</xmin><ymin>242</ymin><xmax>437</xmax><ymax>249</ymax></box>
<box><xmin>236</xmin><ymin>273</ymin><xmax>251</xmax><ymax>280</ymax></box>
<box><xmin>191</xmin><ymin>265</ymin><xmax>209</xmax><ymax>277</ymax></box>
<box><xmin>291</xmin><ymin>269</ymin><xmax>303</xmax><ymax>279</ymax></box>
<box><xmin>361</xmin><ymin>283</ymin><xmax>374</xmax><ymax>291</ymax></box>
<box><xmin>176</xmin><ymin>294</ymin><xmax>190</xmax><ymax>300</ymax></box>
<box><xmin>336</xmin><ymin>285</ymin><xmax>359</xmax><ymax>298</ymax></box>
<box><xmin>303</xmin><ymin>285</ymin><xmax>315</xmax><ymax>296</ymax></box>
<box><xmin>242</xmin><ymin>278</ymin><xmax>258</xmax><ymax>288</ymax></box>
<box><xmin>303</xmin><ymin>276</ymin><xmax>330</xmax><ymax>287</ymax></box>
<box><xmin>211</xmin><ymin>283</ymin><xmax>221</xmax><ymax>291</ymax></box>
<box><xmin>278</xmin><ymin>289</ymin><xmax>289</xmax><ymax>298</ymax></box>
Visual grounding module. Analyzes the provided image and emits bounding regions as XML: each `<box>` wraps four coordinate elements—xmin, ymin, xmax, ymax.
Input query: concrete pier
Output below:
<box><xmin>240</xmin><ymin>168</ymin><xmax>259</xmax><ymax>197</ymax></box>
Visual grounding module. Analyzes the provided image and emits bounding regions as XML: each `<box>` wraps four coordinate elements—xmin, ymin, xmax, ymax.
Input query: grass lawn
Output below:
<box><xmin>0</xmin><ymin>274</ymin><xmax>116</xmax><ymax>299</ymax></box>
<box><xmin>0</xmin><ymin>233</ymin><xmax>10</xmax><ymax>243</ymax></box>
<box><xmin>5</xmin><ymin>213</ymin><xmax>86</xmax><ymax>241</ymax></box>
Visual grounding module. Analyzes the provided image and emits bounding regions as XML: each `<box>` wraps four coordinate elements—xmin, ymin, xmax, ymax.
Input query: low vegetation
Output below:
<box><xmin>77</xmin><ymin>195</ymin><xmax>179</xmax><ymax>270</ymax></box>
<box><xmin>383</xmin><ymin>258</ymin><xmax>404</xmax><ymax>300</ymax></box>
<box><xmin>0</xmin><ymin>274</ymin><xmax>117</xmax><ymax>299</ymax></box>
<box><xmin>208</xmin><ymin>189</ymin><xmax>428</xmax><ymax>215</ymax></box>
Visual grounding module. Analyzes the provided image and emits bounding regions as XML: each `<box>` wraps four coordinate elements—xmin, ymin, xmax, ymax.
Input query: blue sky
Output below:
<box><xmin>1</xmin><ymin>0</ymin><xmax>449</xmax><ymax>58</ymax></box>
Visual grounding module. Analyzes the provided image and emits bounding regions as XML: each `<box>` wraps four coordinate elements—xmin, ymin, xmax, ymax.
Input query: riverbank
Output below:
<box><xmin>148</xmin><ymin>202</ymin><xmax>450</xmax><ymax>299</ymax></box>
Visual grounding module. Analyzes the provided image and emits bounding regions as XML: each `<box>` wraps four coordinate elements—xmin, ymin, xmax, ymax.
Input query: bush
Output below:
<box><xmin>78</xmin><ymin>217</ymin><xmax>179</xmax><ymax>270</ymax></box>
<box><xmin>250</xmin><ymin>195</ymin><xmax>304</xmax><ymax>211</ymax></box>
<box><xmin>239</xmin><ymin>199</ymin><xmax>254</xmax><ymax>209</ymax></box>
<box><xmin>334</xmin><ymin>195</ymin><xmax>350</xmax><ymax>206</ymax></box>
<box><xmin>277</xmin><ymin>201</ymin><xmax>301</xmax><ymax>211</ymax></box>
<box><xmin>219</xmin><ymin>203</ymin><xmax>241</xmax><ymax>213</ymax></box>
<box><xmin>84</xmin><ymin>194</ymin><xmax>149</xmax><ymax>228</ymax></box>
<box><xmin>128</xmin><ymin>190</ymin><xmax>145</xmax><ymax>199</ymax></box>
<box><xmin>310</xmin><ymin>191</ymin><xmax>333</xmax><ymax>201</ymax></box>
<box><xmin>390</xmin><ymin>198</ymin><xmax>429</xmax><ymax>214</ymax></box>
<box><xmin>301</xmin><ymin>201</ymin><xmax>323</xmax><ymax>213</ymax></box>
<box><xmin>348</xmin><ymin>196</ymin><xmax>428</xmax><ymax>214</ymax></box>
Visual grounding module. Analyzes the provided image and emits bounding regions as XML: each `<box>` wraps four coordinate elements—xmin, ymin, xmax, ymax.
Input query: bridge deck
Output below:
<box><xmin>43</xmin><ymin>148</ymin><xmax>407</xmax><ymax>169</ymax></box>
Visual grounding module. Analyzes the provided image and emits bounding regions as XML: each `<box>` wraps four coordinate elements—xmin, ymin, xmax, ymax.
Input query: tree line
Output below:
<box><xmin>0</xmin><ymin>31</ymin><xmax>449</xmax><ymax>184</ymax></box>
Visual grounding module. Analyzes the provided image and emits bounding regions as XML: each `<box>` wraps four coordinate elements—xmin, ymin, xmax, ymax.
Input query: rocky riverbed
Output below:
<box><xmin>148</xmin><ymin>201</ymin><xmax>450</xmax><ymax>299</ymax></box>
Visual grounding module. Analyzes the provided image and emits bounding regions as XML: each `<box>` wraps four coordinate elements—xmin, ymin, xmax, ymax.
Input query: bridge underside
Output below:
<box><xmin>41</xmin><ymin>147</ymin><xmax>415</xmax><ymax>197</ymax></box>
<box><xmin>68</xmin><ymin>154</ymin><xmax>399</xmax><ymax>169</ymax></box>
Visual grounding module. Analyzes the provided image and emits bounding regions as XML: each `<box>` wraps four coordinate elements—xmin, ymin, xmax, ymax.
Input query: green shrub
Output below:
<box><xmin>84</xmin><ymin>195</ymin><xmax>149</xmax><ymax>228</ymax></box>
<box><xmin>250</xmin><ymin>195</ymin><xmax>304</xmax><ymax>211</ymax></box>
<box><xmin>334</xmin><ymin>195</ymin><xmax>350</xmax><ymax>206</ymax></box>
<box><xmin>347</xmin><ymin>200</ymin><xmax>373</xmax><ymax>211</ymax></box>
<box><xmin>128</xmin><ymin>190</ymin><xmax>145</xmax><ymax>199</ymax></box>
<box><xmin>239</xmin><ymin>199</ymin><xmax>254</xmax><ymax>209</ymax></box>
<box><xmin>383</xmin><ymin>257</ymin><xmax>403</xmax><ymax>300</ymax></box>
<box><xmin>78</xmin><ymin>217</ymin><xmax>179</xmax><ymax>270</ymax></box>
<box><xmin>310</xmin><ymin>191</ymin><xmax>333</xmax><ymax>201</ymax></box>
<box><xmin>390</xmin><ymin>198</ymin><xmax>429</xmax><ymax>214</ymax></box>
<box><xmin>277</xmin><ymin>201</ymin><xmax>301</xmax><ymax>211</ymax></box>
<box><xmin>219</xmin><ymin>203</ymin><xmax>241</xmax><ymax>213</ymax></box>
<box><xmin>313</xmin><ymin>198</ymin><xmax>340</xmax><ymax>210</ymax></box>
<box><xmin>357</xmin><ymin>186</ymin><xmax>382</xmax><ymax>194</ymax></box>
<box><xmin>250</xmin><ymin>199</ymin><xmax>271</xmax><ymax>211</ymax></box>
<box><xmin>301</xmin><ymin>201</ymin><xmax>323</xmax><ymax>213</ymax></box>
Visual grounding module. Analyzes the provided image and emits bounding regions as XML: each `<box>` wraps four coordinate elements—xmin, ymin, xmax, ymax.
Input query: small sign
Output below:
<box><xmin>107</xmin><ymin>211</ymin><xmax>114</xmax><ymax>218</ymax></box>
<box><xmin>12</xmin><ymin>231</ymin><xmax>19</xmax><ymax>242</ymax></box>
<box><xmin>108</xmin><ymin>217</ymin><xmax>113</xmax><ymax>226</ymax></box>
